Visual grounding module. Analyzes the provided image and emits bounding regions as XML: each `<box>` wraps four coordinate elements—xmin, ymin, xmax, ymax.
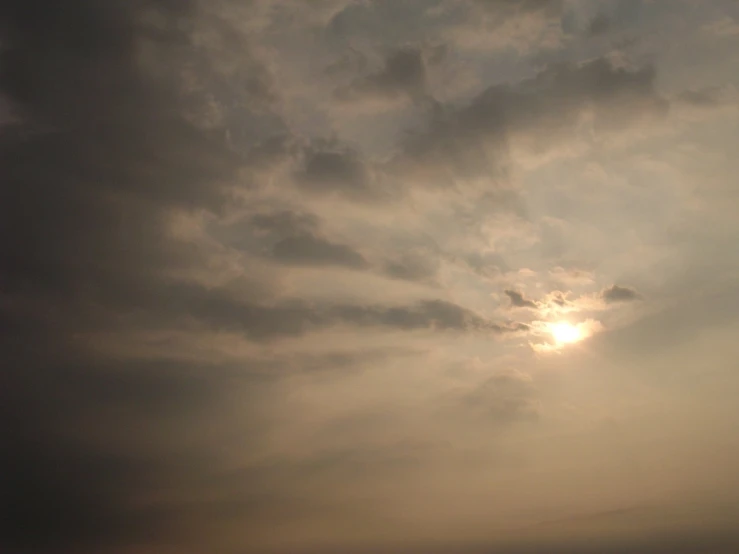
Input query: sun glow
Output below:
<box><xmin>531</xmin><ymin>319</ymin><xmax>603</xmax><ymax>353</ymax></box>
<box><xmin>549</xmin><ymin>321</ymin><xmax>583</xmax><ymax>345</ymax></box>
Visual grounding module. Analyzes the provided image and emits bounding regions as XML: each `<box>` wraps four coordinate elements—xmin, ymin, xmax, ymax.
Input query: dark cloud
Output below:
<box><xmin>678</xmin><ymin>89</ymin><xmax>721</xmax><ymax>107</ymax></box>
<box><xmin>394</xmin><ymin>57</ymin><xmax>667</xmax><ymax>187</ymax></box>
<box><xmin>325</xmin><ymin>48</ymin><xmax>369</xmax><ymax>77</ymax></box>
<box><xmin>331</xmin><ymin>299</ymin><xmax>525</xmax><ymax>334</ymax></box>
<box><xmin>2</xmin><ymin>430</ymin><xmax>169</xmax><ymax>551</ymax></box>
<box><xmin>326</xmin><ymin>0</ymin><xmax>447</xmax><ymax>48</ymax></box>
<box><xmin>463</xmin><ymin>251</ymin><xmax>510</xmax><ymax>279</ymax></box>
<box><xmin>295</xmin><ymin>143</ymin><xmax>380</xmax><ymax>200</ymax></box>
<box><xmin>676</xmin><ymin>86</ymin><xmax>737</xmax><ymax>109</ymax></box>
<box><xmin>475</xmin><ymin>0</ymin><xmax>564</xmax><ymax>16</ymax></box>
<box><xmin>383</xmin><ymin>252</ymin><xmax>441</xmax><ymax>283</ymax></box>
<box><xmin>84</xmin><ymin>274</ymin><xmax>521</xmax><ymax>339</ymax></box>
<box><xmin>613</xmin><ymin>0</ymin><xmax>643</xmax><ymax>27</ymax></box>
<box><xmin>251</xmin><ymin>210</ymin><xmax>321</xmax><ymax>236</ymax></box>
<box><xmin>290</xmin><ymin>347</ymin><xmax>425</xmax><ymax>375</ymax></box>
<box><xmin>0</xmin><ymin>0</ymin><xmax>255</xmax><ymax>550</ymax></box>
<box><xmin>505</xmin><ymin>289</ymin><xmax>539</xmax><ymax>309</ymax></box>
<box><xmin>336</xmin><ymin>47</ymin><xmax>427</xmax><ymax>103</ymax></box>
<box><xmin>271</xmin><ymin>233</ymin><xmax>369</xmax><ymax>268</ymax></box>
<box><xmin>426</xmin><ymin>43</ymin><xmax>448</xmax><ymax>66</ymax></box>
<box><xmin>579</xmin><ymin>0</ymin><xmax>642</xmax><ymax>38</ymax></box>
<box><xmin>601</xmin><ymin>284</ymin><xmax>641</xmax><ymax>303</ymax></box>
<box><xmin>244</xmin><ymin>132</ymin><xmax>297</xmax><ymax>170</ymax></box>
<box><xmin>588</xmin><ymin>13</ymin><xmax>612</xmax><ymax>36</ymax></box>
<box><xmin>249</xmin><ymin>210</ymin><xmax>369</xmax><ymax>269</ymax></box>
<box><xmin>1</xmin><ymin>335</ymin><xmax>241</xmax><ymax>551</ymax></box>
<box><xmin>324</xmin><ymin>0</ymin><xmax>563</xmax><ymax>67</ymax></box>
<box><xmin>0</xmin><ymin>1</ymin><xmax>242</xmax><ymax>302</ymax></box>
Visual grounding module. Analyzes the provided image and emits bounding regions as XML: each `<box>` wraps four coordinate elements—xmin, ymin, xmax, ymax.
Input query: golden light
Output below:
<box><xmin>549</xmin><ymin>321</ymin><xmax>583</xmax><ymax>345</ymax></box>
<box><xmin>532</xmin><ymin>319</ymin><xmax>603</xmax><ymax>353</ymax></box>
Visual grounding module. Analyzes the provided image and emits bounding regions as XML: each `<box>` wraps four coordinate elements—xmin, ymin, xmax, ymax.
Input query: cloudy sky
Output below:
<box><xmin>3</xmin><ymin>1</ymin><xmax>739</xmax><ymax>553</ymax></box>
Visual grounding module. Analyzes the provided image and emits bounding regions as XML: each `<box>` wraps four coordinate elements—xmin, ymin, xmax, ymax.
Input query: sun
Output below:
<box><xmin>549</xmin><ymin>321</ymin><xmax>583</xmax><ymax>345</ymax></box>
<box><xmin>533</xmin><ymin>319</ymin><xmax>602</xmax><ymax>353</ymax></box>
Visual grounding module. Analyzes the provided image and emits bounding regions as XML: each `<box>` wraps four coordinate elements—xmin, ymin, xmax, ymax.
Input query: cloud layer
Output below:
<box><xmin>3</xmin><ymin>1</ymin><xmax>739</xmax><ymax>553</ymax></box>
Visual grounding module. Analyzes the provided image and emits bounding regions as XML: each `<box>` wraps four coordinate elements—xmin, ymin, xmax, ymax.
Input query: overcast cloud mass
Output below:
<box><xmin>3</xmin><ymin>1</ymin><xmax>739</xmax><ymax>553</ymax></box>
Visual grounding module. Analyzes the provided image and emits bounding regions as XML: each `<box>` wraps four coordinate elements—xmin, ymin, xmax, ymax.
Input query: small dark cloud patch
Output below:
<box><xmin>336</xmin><ymin>47</ymin><xmax>427</xmax><ymax>103</ymax></box>
<box><xmin>475</xmin><ymin>0</ymin><xmax>564</xmax><ymax>17</ymax></box>
<box><xmin>678</xmin><ymin>89</ymin><xmax>720</xmax><ymax>107</ymax></box>
<box><xmin>271</xmin><ymin>233</ymin><xmax>369</xmax><ymax>269</ymax></box>
<box><xmin>251</xmin><ymin>210</ymin><xmax>321</xmax><ymax>236</ymax></box>
<box><xmin>505</xmin><ymin>289</ymin><xmax>539</xmax><ymax>309</ymax></box>
<box><xmin>588</xmin><ymin>13</ymin><xmax>612</xmax><ymax>36</ymax></box>
<box><xmin>676</xmin><ymin>87</ymin><xmax>735</xmax><ymax>109</ymax></box>
<box><xmin>244</xmin><ymin>133</ymin><xmax>296</xmax><ymax>170</ymax></box>
<box><xmin>249</xmin><ymin>210</ymin><xmax>368</xmax><ymax>269</ymax></box>
<box><xmin>426</xmin><ymin>43</ymin><xmax>448</xmax><ymax>66</ymax></box>
<box><xmin>296</xmin><ymin>145</ymin><xmax>378</xmax><ymax>200</ymax></box>
<box><xmin>383</xmin><ymin>252</ymin><xmax>440</xmax><ymax>284</ymax></box>
<box><xmin>464</xmin><ymin>251</ymin><xmax>509</xmax><ymax>279</ymax></box>
<box><xmin>325</xmin><ymin>48</ymin><xmax>369</xmax><ymax>77</ymax></box>
<box><xmin>602</xmin><ymin>284</ymin><xmax>642</xmax><ymax>303</ymax></box>
<box><xmin>294</xmin><ymin>347</ymin><xmax>424</xmax><ymax>375</ymax></box>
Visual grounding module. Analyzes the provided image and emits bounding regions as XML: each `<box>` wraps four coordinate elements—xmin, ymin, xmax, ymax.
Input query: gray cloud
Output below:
<box><xmin>464</xmin><ymin>251</ymin><xmax>510</xmax><ymax>278</ymax></box>
<box><xmin>96</xmin><ymin>275</ymin><xmax>522</xmax><ymax>339</ymax></box>
<box><xmin>249</xmin><ymin>210</ymin><xmax>368</xmax><ymax>269</ymax></box>
<box><xmin>331</xmin><ymin>299</ymin><xmax>526</xmax><ymax>334</ymax></box>
<box><xmin>475</xmin><ymin>0</ymin><xmax>563</xmax><ymax>16</ymax></box>
<box><xmin>383</xmin><ymin>252</ymin><xmax>441</xmax><ymax>284</ymax></box>
<box><xmin>336</xmin><ymin>47</ymin><xmax>427</xmax><ymax>103</ymax></box>
<box><xmin>289</xmin><ymin>347</ymin><xmax>425</xmax><ymax>375</ymax></box>
<box><xmin>326</xmin><ymin>48</ymin><xmax>369</xmax><ymax>77</ymax></box>
<box><xmin>0</xmin><ymin>0</ymin><xmax>256</xmax><ymax>550</ymax></box>
<box><xmin>601</xmin><ymin>285</ymin><xmax>642</xmax><ymax>303</ymax></box>
<box><xmin>271</xmin><ymin>233</ymin><xmax>369</xmax><ymax>268</ymax></box>
<box><xmin>394</xmin><ymin>56</ymin><xmax>667</xmax><ymax>187</ymax></box>
<box><xmin>678</xmin><ymin>89</ymin><xmax>722</xmax><ymax>107</ymax></box>
<box><xmin>588</xmin><ymin>13</ymin><xmax>612</xmax><ymax>36</ymax></box>
<box><xmin>326</xmin><ymin>0</ymin><xmax>447</xmax><ymax>48</ymax></box>
<box><xmin>295</xmin><ymin>143</ymin><xmax>379</xmax><ymax>200</ymax></box>
<box><xmin>251</xmin><ymin>210</ymin><xmax>321</xmax><ymax>236</ymax></box>
<box><xmin>325</xmin><ymin>0</ymin><xmax>563</xmax><ymax>51</ymax></box>
<box><xmin>455</xmin><ymin>371</ymin><xmax>539</xmax><ymax>424</ymax></box>
<box><xmin>676</xmin><ymin>86</ymin><xmax>738</xmax><ymax>110</ymax></box>
<box><xmin>505</xmin><ymin>289</ymin><xmax>539</xmax><ymax>309</ymax></box>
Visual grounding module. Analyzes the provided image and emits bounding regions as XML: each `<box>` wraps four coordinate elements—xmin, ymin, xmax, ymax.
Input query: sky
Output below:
<box><xmin>2</xmin><ymin>1</ymin><xmax>739</xmax><ymax>553</ymax></box>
